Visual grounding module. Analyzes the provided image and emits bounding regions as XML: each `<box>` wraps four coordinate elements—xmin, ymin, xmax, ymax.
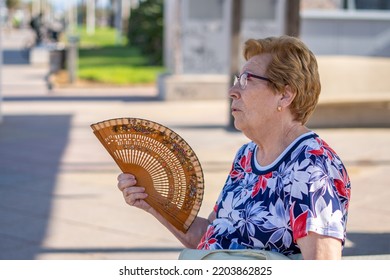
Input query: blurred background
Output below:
<box><xmin>0</xmin><ymin>0</ymin><xmax>389</xmax><ymax>260</ymax></box>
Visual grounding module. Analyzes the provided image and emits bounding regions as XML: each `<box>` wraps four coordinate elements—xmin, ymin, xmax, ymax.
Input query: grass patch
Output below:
<box><xmin>76</xmin><ymin>27</ymin><xmax>165</xmax><ymax>85</ymax></box>
<box><xmin>78</xmin><ymin>26</ymin><xmax>126</xmax><ymax>47</ymax></box>
<box><xmin>78</xmin><ymin>64</ymin><xmax>164</xmax><ymax>85</ymax></box>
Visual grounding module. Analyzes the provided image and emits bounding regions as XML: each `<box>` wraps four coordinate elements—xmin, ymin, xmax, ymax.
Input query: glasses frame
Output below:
<box><xmin>234</xmin><ymin>71</ymin><xmax>271</xmax><ymax>90</ymax></box>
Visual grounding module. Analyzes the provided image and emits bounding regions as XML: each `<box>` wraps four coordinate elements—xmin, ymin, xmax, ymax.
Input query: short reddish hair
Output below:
<box><xmin>244</xmin><ymin>36</ymin><xmax>321</xmax><ymax>124</ymax></box>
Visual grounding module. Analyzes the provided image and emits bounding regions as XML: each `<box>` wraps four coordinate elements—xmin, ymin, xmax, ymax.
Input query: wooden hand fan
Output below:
<box><xmin>90</xmin><ymin>118</ymin><xmax>204</xmax><ymax>233</ymax></box>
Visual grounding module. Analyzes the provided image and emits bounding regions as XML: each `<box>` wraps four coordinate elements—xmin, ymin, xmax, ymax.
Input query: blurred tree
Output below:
<box><xmin>6</xmin><ymin>0</ymin><xmax>21</xmax><ymax>10</ymax></box>
<box><xmin>127</xmin><ymin>0</ymin><xmax>163</xmax><ymax>64</ymax></box>
<box><xmin>6</xmin><ymin>0</ymin><xmax>22</xmax><ymax>28</ymax></box>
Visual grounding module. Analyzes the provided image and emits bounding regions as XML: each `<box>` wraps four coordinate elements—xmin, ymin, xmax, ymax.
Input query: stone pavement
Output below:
<box><xmin>0</xmin><ymin>28</ymin><xmax>389</xmax><ymax>260</ymax></box>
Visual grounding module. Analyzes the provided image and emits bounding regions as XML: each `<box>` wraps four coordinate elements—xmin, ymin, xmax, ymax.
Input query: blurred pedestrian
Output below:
<box><xmin>29</xmin><ymin>12</ymin><xmax>43</xmax><ymax>45</ymax></box>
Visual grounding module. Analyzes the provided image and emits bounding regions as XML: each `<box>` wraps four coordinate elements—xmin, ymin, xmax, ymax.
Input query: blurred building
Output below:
<box><xmin>301</xmin><ymin>0</ymin><xmax>390</xmax><ymax>56</ymax></box>
<box><xmin>159</xmin><ymin>0</ymin><xmax>390</xmax><ymax>100</ymax></box>
<box><xmin>301</xmin><ymin>0</ymin><xmax>390</xmax><ymax>10</ymax></box>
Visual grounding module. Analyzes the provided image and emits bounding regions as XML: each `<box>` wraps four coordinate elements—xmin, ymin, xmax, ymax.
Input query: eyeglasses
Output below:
<box><xmin>234</xmin><ymin>71</ymin><xmax>271</xmax><ymax>90</ymax></box>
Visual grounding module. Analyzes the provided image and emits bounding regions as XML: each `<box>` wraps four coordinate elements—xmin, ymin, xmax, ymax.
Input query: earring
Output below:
<box><xmin>277</xmin><ymin>106</ymin><xmax>282</xmax><ymax>112</ymax></box>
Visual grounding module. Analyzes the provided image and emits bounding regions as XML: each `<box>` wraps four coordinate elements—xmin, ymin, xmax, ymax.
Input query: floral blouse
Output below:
<box><xmin>197</xmin><ymin>132</ymin><xmax>351</xmax><ymax>256</ymax></box>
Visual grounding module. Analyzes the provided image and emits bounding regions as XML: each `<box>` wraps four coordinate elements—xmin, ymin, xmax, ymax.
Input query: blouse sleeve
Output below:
<box><xmin>289</xmin><ymin>156</ymin><xmax>351</xmax><ymax>244</ymax></box>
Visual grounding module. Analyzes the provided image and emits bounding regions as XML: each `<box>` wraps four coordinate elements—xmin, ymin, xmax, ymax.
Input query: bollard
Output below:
<box><xmin>67</xmin><ymin>35</ymin><xmax>80</xmax><ymax>84</ymax></box>
<box><xmin>46</xmin><ymin>44</ymin><xmax>66</xmax><ymax>90</ymax></box>
<box><xmin>49</xmin><ymin>44</ymin><xmax>66</xmax><ymax>74</ymax></box>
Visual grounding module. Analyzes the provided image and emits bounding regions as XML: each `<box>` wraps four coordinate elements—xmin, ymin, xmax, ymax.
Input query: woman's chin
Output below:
<box><xmin>233</xmin><ymin>119</ymin><xmax>243</xmax><ymax>131</ymax></box>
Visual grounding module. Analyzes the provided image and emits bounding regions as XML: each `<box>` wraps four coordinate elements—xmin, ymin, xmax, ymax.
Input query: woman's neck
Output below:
<box><xmin>253</xmin><ymin>122</ymin><xmax>309</xmax><ymax>166</ymax></box>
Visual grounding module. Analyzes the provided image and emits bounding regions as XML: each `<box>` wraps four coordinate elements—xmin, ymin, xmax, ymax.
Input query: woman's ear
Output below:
<box><xmin>279</xmin><ymin>85</ymin><xmax>296</xmax><ymax>108</ymax></box>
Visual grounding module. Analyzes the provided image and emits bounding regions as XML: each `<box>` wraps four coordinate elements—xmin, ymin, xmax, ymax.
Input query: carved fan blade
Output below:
<box><xmin>90</xmin><ymin>118</ymin><xmax>204</xmax><ymax>233</ymax></box>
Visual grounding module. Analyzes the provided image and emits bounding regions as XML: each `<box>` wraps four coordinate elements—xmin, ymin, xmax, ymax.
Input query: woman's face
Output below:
<box><xmin>230</xmin><ymin>54</ymin><xmax>281</xmax><ymax>136</ymax></box>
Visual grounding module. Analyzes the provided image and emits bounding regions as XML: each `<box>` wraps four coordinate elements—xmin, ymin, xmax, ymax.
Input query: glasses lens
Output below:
<box><xmin>240</xmin><ymin>73</ymin><xmax>247</xmax><ymax>89</ymax></box>
<box><xmin>234</xmin><ymin>75</ymin><xmax>239</xmax><ymax>86</ymax></box>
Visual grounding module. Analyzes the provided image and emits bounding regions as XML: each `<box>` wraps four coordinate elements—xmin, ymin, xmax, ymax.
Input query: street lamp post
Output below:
<box><xmin>87</xmin><ymin>0</ymin><xmax>96</xmax><ymax>35</ymax></box>
<box><xmin>115</xmin><ymin>0</ymin><xmax>123</xmax><ymax>45</ymax></box>
<box><xmin>228</xmin><ymin>0</ymin><xmax>242</xmax><ymax>129</ymax></box>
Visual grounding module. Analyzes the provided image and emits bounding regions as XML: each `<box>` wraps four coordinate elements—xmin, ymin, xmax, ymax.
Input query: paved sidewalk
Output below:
<box><xmin>0</xmin><ymin>29</ymin><xmax>389</xmax><ymax>260</ymax></box>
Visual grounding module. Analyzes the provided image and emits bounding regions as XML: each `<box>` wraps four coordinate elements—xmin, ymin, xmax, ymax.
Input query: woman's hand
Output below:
<box><xmin>117</xmin><ymin>173</ymin><xmax>152</xmax><ymax>213</ymax></box>
<box><xmin>117</xmin><ymin>174</ymin><xmax>211</xmax><ymax>248</ymax></box>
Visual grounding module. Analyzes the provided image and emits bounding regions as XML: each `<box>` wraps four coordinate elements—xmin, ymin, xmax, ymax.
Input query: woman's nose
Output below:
<box><xmin>229</xmin><ymin>84</ymin><xmax>240</xmax><ymax>99</ymax></box>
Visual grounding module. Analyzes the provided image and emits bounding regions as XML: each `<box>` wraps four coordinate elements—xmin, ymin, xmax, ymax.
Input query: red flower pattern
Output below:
<box><xmin>197</xmin><ymin>226</ymin><xmax>217</xmax><ymax>250</ymax></box>
<box><xmin>289</xmin><ymin>201</ymin><xmax>309</xmax><ymax>242</ymax></box>
<box><xmin>240</xmin><ymin>150</ymin><xmax>252</xmax><ymax>173</ymax></box>
<box><xmin>334</xmin><ymin>168</ymin><xmax>351</xmax><ymax>208</ymax></box>
<box><xmin>251</xmin><ymin>172</ymin><xmax>272</xmax><ymax>198</ymax></box>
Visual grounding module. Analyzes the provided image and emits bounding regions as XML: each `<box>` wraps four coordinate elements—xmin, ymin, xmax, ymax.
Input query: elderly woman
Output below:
<box><xmin>117</xmin><ymin>36</ymin><xmax>351</xmax><ymax>260</ymax></box>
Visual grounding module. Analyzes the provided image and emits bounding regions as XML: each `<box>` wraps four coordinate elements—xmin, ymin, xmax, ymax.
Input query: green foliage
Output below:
<box><xmin>127</xmin><ymin>0</ymin><xmax>164</xmax><ymax>64</ymax></box>
<box><xmin>77</xmin><ymin>27</ymin><xmax>164</xmax><ymax>85</ymax></box>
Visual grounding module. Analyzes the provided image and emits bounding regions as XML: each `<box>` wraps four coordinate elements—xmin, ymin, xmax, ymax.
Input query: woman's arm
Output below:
<box><xmin>117</xmin><ymin>173</ymin><xmax>215</xmax><ymax>248</ymax></box>
<box><xmin>297</xmin><ymin>231</ymin><xmax>342</xmax><ymax>260</ymax></box>
<box><xmin>149</xmin><ymin>207</ymin><xmax>216</xmax><ymax>248</ymax></box>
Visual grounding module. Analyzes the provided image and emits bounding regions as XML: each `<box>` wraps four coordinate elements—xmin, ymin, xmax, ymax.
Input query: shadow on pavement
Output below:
<box><xmin>0</xmin><ymin>115</ymin><xmax>72</xmax><ymax>260</ymax></box>
<box><xmin>2</xmin><ymin>49</ymin><xmax>29</xmax><ymax>65</ymax></box>
<box><xmin>344</xmin><ymin>232</ymin><xmax>390</xmax><ymax>257</ymax></box>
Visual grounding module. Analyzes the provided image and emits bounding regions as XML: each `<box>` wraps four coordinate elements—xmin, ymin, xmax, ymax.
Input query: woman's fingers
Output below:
<box><xmin>116</xmin><ymin>173</ymin><xmax>151</xmax><ymax>211</ymax></box>
<box><xmin>122</xmin><ymin>187</ymin><xmax>151</xmax><ymax>211</ymax></box>
<box><xmin>123</xmin><ymin>188</ymin><xmax>148</xmax><ymax>206</ymax></box>
<box><xmin>117</xmin><ymin>173</ymin><xmax>137</xmax><ymax>191</ymax></box>
<box><xmin>123</xmin><ymin>186</ymin><xmax>146</xmax><ymax>197</ymax></box>
<box><xmin>117</xmin><ymin>173</ymin><xmax>135</xmax><ymax>181</ymax></box>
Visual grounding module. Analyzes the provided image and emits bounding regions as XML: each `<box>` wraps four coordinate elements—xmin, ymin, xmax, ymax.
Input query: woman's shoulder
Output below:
<box><xmin>296</xmin><ymin>133</ymin><xmax>347</xmax><ymax>171</ymax></box>
<box><xmin>304</xmin><ymin>133</ymin><xmax>340</xmax><ymax>157</ymax></box>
